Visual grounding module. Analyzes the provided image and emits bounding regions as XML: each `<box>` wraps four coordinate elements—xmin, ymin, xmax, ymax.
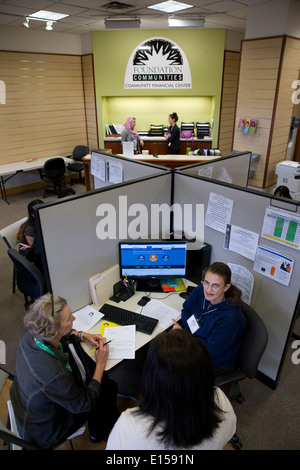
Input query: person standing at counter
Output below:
<box><xmin>121</xmin><ymin>117</ymin><xmax>144</xmax><ymax>153</ymax></box>
<box><xmin>164</xmin><ymin>112</ymin><xmax>180</xmax><ymax>154</ymax></box>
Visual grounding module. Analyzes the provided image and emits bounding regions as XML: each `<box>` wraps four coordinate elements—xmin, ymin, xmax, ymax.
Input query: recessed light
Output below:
<box><xmin>29</xmin><ymin>10</ymin><xmax>69</xmax><ymax>21</ymax></box>
<box><xmin>148</xmin><ymin>1</ymin><xmax>193</xmax><ymax>14</ymax></box>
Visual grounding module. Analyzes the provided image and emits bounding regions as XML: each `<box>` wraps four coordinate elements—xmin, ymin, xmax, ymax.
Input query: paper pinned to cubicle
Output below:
<box><xmin>205</xmin><ymin>192</ymin><xmax>233</xmax><ymax>233</ymax></box>
<box><xmin>224</xmin><ymin>223</ymin><xmax>259</xmax><ymax>261</ymax></box>
<box><xmin>91</xmin><ymin>155</ymin><xmax>106</xmax><ymax>181</ymax></box>
<box><xmin>228</xmin><ymin>263</ymin><xmax>254</xmax><ymax>305</ymax></box>
<box><xmin>216</xmin><ymin>167</ymin><xmax>232</xmax><ymax>183</ymax></box>
<box><xmin>253</xmin><ymin>245</ymin><xmax>294</xmax><ymax>286</ymax></box>
<box><xmin>107</xmin><ymin>160</ymin><xmax>123</xmax><ymax>183</ymax></box>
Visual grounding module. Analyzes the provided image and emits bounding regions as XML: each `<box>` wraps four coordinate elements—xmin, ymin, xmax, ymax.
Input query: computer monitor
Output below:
<box><xmin>119</xmin><ymin>240</ymin><xmax>187</xmax><ymax>292</ymax></box>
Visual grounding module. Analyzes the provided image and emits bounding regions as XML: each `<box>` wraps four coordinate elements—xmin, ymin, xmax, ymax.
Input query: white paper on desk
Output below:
<box><xmin>104</xmin><ymin>325</ymin><xmax>136</xmax><ymax>359</ymax></box>
<box><xmin>72</xmin><ymin>305</ymin><xmax>104</xmax><ymax>332</ymax></box>
<box><xmin>137</xmin><ymin>299</ymin><xmax>180</xmax><ymax>329</ymax></box>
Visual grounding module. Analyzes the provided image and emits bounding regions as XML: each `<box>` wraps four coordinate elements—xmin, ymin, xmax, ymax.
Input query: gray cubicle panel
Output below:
<box><xmin>91</xmin><ymin>151</ymin><xmax>169</xmax><ymax>189</ymax></box>
<box><xmin>178</xmin><ymin>151</ymin><xmax>252</xmax><ymax>187</ymax></box>
<box><xmin>173</xmin><ymin>170</ymin><xmax>300</xmax><ymax>389</ymax></box>
<box><xmin>35</xmin><ymin>171</ymin><xmax>173</xmax><ymax>312</ymax></box>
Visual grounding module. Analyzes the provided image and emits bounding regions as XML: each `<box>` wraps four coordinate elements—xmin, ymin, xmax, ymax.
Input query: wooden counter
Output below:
<box><xmin>104</xmin><ymin>136</ymin><xmax>212</xmax><ymax>156</ymax></box>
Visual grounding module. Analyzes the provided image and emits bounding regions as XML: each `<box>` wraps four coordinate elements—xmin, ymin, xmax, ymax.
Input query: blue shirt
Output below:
<box><xmin>181</xmin><ymin>284</ymin><xmax>246</xmax><ymax>369</ymax></box>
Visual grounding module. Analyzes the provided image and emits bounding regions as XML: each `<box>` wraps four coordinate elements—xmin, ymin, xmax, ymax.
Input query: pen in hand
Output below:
<box><xmin>90</xmin><ymin>339</ymin><xmax>113</xmax><ymax>354</ymax></box>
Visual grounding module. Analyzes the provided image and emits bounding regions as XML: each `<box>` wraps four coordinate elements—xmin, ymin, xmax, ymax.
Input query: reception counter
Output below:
<box><xmin>104</xmin><ymin>135</ymin><xmax>212</xmax><ymax>156</ymax></box>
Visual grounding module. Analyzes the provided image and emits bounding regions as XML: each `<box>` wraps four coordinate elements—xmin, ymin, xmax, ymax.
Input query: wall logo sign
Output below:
<box><xmin>125</xmin><ymin>37</ymin><xmax>192</xmax><ymax>89</ymax></box>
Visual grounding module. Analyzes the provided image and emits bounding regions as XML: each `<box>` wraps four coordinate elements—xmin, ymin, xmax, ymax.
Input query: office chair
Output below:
<box><xmin>0</xmin><ymin>217</ymin><xmax>28</xmax><ymax>293</ymax></box>
<box><xmin>39</xmin><ymin>157</ymin><xmax>66</xmax><ymax>198</ymax></box>
<box><xmin>7</xmin><ymin>248</ymin><xmax>46</xmax><ymax>310</ymax></box>
<box><xmin>215</xmin><ymin>302</ymin><xmax>268</xmax><ymax>403</ymax></box>
<box><xmin>67</xmin><ymin>145</ymin><xmax>89</xmax><ymax>185</ymax></box>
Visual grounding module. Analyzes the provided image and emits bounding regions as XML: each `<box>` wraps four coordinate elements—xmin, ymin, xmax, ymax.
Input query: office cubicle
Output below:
<box><xmin>35</xmin><ymin>170</ymin><xmax>173</xmax><ymax>311</ymax></box>
<box><xmin>91</xmin><ymin>150</ymin><xmax>168</xmax><ymax>190</ymax></box>
<box><xmin>173</xmin><ymin>169</ymin><xmax>300</xmax><ymax>389</ymax></box>
<box><xmin>178</xmin><ymin>151</ymin><xmax>252</xmax><ymax>187</ymax></box>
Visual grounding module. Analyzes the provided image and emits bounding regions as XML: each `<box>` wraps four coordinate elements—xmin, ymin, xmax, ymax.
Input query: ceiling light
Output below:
<box><xmin>28</xmin><ymin>10</ymin><xmax>69</xmax><ymax>21</ymax></box>
<box><xmin>105</xmin><ymin>17</ymin><xmax>141</xmax><ymax>29</ymax></box>
<box><xmin>23</xmin><ymin>18</ymin><xmax>29</xmax><ymax>28</ymax></box>
<box><xmin>168</xmin><ymin>16</ymin><xmax>205</xmax><ymax>27</ymax></box>
<box><xmin>46</xmin><ymin>21</ymin><xmax>53</xmax><ymax>31</ymax></box>
<box><xmin>148</xmin><ymin>1</ymin><xmax>193</xmax><ymax>13</ymax></box>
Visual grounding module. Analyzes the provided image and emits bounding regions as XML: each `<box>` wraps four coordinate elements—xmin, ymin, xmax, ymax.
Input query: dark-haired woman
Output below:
<box><xmin>106</xmin><ymin>329</ymin><xmax>236</xmax><ymax>450</ymax></box>
<box><xmin>164</xmin><ymin>112</ymin><xmax>180</xmax><ymax>154</ymax></box>
<box><xmin>173</xmin><ymin>262</ymin><xmax>247</xmax><ymax>375</ymax></box>
<box><xmin>17</xmin><ymin>199</ymin><xmax>43</xmax><ymax>254</ymax></box>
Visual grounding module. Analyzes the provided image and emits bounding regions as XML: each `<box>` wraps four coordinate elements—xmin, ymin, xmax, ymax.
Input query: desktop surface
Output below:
<box><xmin>81</xmin><ymin>279</ymin><xmax>195</xmax><ymax>371</ymax></box>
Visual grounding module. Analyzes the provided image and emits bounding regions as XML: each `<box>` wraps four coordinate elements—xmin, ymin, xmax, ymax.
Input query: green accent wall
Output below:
<box><xmin>92</xmin><ymin>29</ymin><xmax>226</xmax><ymax>147</ymax></box>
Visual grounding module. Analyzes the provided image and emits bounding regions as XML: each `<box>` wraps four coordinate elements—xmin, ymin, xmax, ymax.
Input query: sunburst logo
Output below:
<box><xmin>125</xmin><ymin>37</ymin><xmax>191</xmax><ymax>89</ymax></box>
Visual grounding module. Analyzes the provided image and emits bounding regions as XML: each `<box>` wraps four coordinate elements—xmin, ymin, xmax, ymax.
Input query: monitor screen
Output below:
<box><xmin>119</xmin><ymin>241</ymin><xmax>187</xmax><ymax>280</ymax></box>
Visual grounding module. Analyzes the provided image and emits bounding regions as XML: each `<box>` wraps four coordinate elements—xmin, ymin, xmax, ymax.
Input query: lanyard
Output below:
<box><xmin>34</xmin><ymin>337</ymin><xmax>72</xmax><ymax>373</ymax></box>
<box><xmin>195</xmin><ymin>298</ymin><xmax>218</xmax><ymax>322</ymax></box>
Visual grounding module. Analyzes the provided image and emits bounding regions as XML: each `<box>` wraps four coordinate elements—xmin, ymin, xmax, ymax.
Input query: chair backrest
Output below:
<box><xmin>0</xmin><ymin>217</ymin><xmax>28</xmax><ymax>248</ymax></box>
<box><xmin>237</xmin><ymin>302</ymin><xmax>268</xmax><ymax>379</ymax></box>
<box><xmin>7</xmin><ymin>248</ymin><xmax>46</xmax><ymax>300</ymax></box>
<box><xmin>43</xmin><ymin>158</ymin><xmax>66</xmax><ymax>179</ymax></box>
<box><xmin>72</xmin><ymin>145</ymin><xmax>89</xmax><ymax>162</ymax></box>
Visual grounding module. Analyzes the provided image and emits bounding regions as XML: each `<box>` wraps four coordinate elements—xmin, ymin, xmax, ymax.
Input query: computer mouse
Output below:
<box><xmin>179</xmin><ymin>292</ymin><xmax>190</xmax><ymax>299</ymax></box>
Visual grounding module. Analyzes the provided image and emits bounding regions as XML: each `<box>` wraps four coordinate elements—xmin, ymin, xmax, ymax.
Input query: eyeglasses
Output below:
<box><xmin>202</xmin><ymin>280</ymin><xmax>225</xmax><ymax>291</ymax></box>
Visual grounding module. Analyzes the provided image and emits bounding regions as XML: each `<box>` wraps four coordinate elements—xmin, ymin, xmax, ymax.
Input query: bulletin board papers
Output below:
<box><xmin>72</xmin><ymin>305</ymin><xmax>104</xmax><ymax>332</ymax></box>
<box><xmin>224</xmin><ymin>224</ymin><xmax>259</xmax><ymax>261</ymax></box>
<box><xmin>107</xmin><ymin>160</ymin><xmax>123</xmax><ymax>184</ymax></box>
<box><xmin>254</xmin><ymin>245</ymin><xmax>294</xmax><ymax>286</ymax></box>
<box><xmin>261</xmin><ymin>207</ymin><xmax>300</xmax><ymax>250</ymax></box>
<box><xmin>228</xmin><ymin>263</ymin><xmax>254</xmax><ymax>305</ymax></box>
<box><xmin>91</xmin><ymin>155</ymin><xmax>106</xmax><ymax>181</ymax></box>
<box><xmin>205</xmin><ymin>192</ymin><xmax>233</xmax><ymax>233</ymax></box>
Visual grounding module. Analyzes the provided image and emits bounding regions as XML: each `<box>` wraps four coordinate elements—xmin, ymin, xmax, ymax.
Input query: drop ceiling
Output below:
<box><xmin>0</xmin><ymin>0</ymin><xmax>273</xmax><ymax>35</ymax></box>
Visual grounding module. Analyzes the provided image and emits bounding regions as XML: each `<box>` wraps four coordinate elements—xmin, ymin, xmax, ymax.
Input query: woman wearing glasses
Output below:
<box><xmin>10</xmin><ymin>293</ymin><xmax>119</xmax><ymax>449</ymax></box>
<box><xmin>173</xmin><ymin>262</ymin><xmax>246</xmax><ymax>376</ymax></box>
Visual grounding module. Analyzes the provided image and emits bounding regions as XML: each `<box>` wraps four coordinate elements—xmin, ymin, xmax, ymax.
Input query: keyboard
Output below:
<box><xmin>99</xmin><ymin>303</ymin><xmax>159</xmax><ymax>335</ymax></box>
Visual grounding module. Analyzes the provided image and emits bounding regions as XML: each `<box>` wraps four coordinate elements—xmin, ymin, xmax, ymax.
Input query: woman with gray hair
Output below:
<box><xmin>10</xmin><ymin>293</ymin><xmax>119</xmax><ymax>449</ymax></box>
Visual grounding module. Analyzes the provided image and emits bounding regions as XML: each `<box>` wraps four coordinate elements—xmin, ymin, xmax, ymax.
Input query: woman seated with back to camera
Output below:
<box><xmin>173</xmin><ymin>262</ymin><xmax>247</xmax><ymax>376</ymax></box>
<box><xmin>106</xmin><ymin>329</ymin><xmax>236</xmax><ymax>450</ymax></box>
<box><xmin>10</xmin><ymin>293</ymin><xmax>119</xmax><ymax>449</ymax></box>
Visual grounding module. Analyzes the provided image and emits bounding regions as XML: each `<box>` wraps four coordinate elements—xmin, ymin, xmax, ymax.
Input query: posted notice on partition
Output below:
<box><xmin>261</xmin><ymin>207</ymin><xmax>300</xmax><ymax>250</ymax></box>
<box><xmin>205</xmin><ymin>192</ymin><xmax>233</xmax><ymax>233</ymax></box>
<box><xmin>253</xmin><ymin>245</ymin><xmax>294</xmax><ymax>286</ymax></box>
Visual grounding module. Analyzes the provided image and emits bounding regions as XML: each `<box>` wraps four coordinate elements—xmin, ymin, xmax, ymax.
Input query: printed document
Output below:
<box><xmin>137</xmin><ymin>299</ymin><xmax>180</xmax><ymax>329</ymax></box>
<box><xmin>72</xmin><ymin>305</ymin><xmax>104</xmax><ymax>332</ymax></box>
<box><xmin>254</xmin><ymin>245</ymin><xmax>294</xmax><ymax>286</ymax></box>
<box><xmin>224</xmin><ymin>223</ymin><xmax>259</xmax><ymax>261</ymax></box>
<box><xmin>261</xmin><ymin>207</ymin><xmax>300</xmax><ymax>250</ymax></box>
<box><xmin>205</xmin><ymin>192</ymin><xmax>233</xmax><ymax>233</ymax></box>
<box><xmin>103</xmin><ymin>325</ymin><xmax>136</xmax><ymax>359</ymax></box>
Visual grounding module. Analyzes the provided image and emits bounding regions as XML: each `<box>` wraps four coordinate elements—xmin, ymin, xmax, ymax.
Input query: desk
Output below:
<box><xmin>82</xmin><ymin>154</ymin><xmax>218</xmax><ymax>191</ymax></box>
<box><xmin>0</xmin><ymin>156</ymin><xmax>73</xmax><ymax>204</ymax></box>
<box><xmin>81</xmin><ymin>282</ymin><xmax>193</xmax><ymax>371</ymax></box>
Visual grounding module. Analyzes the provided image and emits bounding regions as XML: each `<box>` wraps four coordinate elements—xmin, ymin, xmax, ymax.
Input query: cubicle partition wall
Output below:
<box><xmin>173</xmin><ymin>169</ymin><xmax>300</xmax><ymax>388</ymax></box>
<box><xmin>91</xmin><ymin>150</ymin><xmax>169</xmax><ymax>190</ymax></box>
<box><xmin>36</xmin><ymin>170</ymin><xmax>173</xmax><ymax>311</ymax></box>
<box><xmin>178</xmin><ymin>151</ymin><xmax>252</xmax><ymax>187</ymax></box>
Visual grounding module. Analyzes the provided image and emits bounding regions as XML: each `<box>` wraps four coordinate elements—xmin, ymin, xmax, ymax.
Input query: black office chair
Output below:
<box><xmin>39</xmin><ymin>157</ymin><xmax>66</xmax><ymax>198</ymax></box>
<box><xmin>7</xmin><ymin>248</ymin><xmax>46</xmax><ymax>310</ymax></box>
<box><xmin>215</xmin><ymin>302</ymin><xmax>268</xmax><ymax>403</ymax></box>
<box><xmin>67</xmin><ymin>145</ymin><xmax>89</xmax><ymax>185</ymax></box>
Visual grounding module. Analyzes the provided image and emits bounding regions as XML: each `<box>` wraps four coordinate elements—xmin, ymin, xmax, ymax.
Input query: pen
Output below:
<box><xmin>90</xmin><ymin>339</ymin><xmax>113</xmax><ymax>354</ymax></box>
